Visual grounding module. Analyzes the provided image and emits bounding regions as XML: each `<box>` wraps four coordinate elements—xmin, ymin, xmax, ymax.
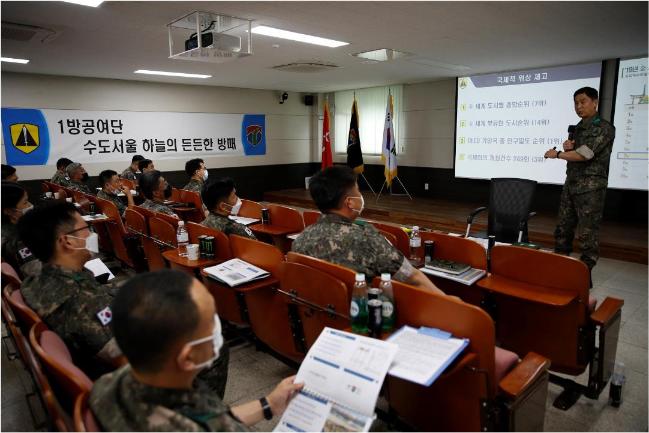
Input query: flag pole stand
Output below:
<box><xmin>359</xmin><ymin>173</ymin><xmax>377</xmax><ymax>196</ymax></box>
<box><xmin>376</xmin><ymin>176</ymin><xmax>413</xmax><ymax>201</ymax></box>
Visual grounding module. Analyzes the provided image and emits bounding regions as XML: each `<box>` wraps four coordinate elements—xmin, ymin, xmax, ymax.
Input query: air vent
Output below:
<box><xmin>272</xmin><ymin>62</ymin><xmax>339</xmax><ymax>73</ymax></box>
<box><xmin>2</xmin><ymin>21</ymin><xmax>59</xmax><ymax>43</ymax></box>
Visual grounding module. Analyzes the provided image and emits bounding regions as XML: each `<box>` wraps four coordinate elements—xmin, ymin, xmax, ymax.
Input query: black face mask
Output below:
<box><xmin>81</xmin><ymin>173</ymin><xmax>89</xmax><ymax>182</ymax></box>
<box><xmin>163</xmin><ymin>183</ymin><xmax>172</xmax><ymax>199</ymax></box>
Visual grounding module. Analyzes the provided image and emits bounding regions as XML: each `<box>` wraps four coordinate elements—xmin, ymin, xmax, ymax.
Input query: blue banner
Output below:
<box><xmin>1</xmin><ymin>108</ymin><xmax>50</xmax><ymax>165</ymax></box>
<box><xmin>241</xmin><ymin>114</ymin><xmax>266</xmax><ymax>156</ymax></box>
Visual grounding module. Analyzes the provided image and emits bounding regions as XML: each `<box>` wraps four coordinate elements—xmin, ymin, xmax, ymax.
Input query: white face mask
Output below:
<box><xmin>67</xmin><ymin>232</ymin><xmax>100</xmax><ymax>254</ymax></box>
<box><xmin>348</xmin><ymin>196</ymin><xmax>365</xmax><ymax>215</ymax></box>
<box><xmin>223</xmin><ymin>197</ymin><xmax>242</xmax><ymax>216</ymax></box>
<box><xmin>20</xmin><ymin>204</ymin><xmax>34</xmax><ymax>215</ymax></box>
<box><xmin>186</xmin><ymin>314</ymin><xmax>224</xmax><ymax>371</ymax></box>
<box><xmin>202</xmin><ymin>169</ymin><xmax>209</xmax><ymax>181</ymax></box>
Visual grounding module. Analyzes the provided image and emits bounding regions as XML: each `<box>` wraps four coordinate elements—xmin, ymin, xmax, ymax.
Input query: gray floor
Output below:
<box><xmin>2</xmin><ymin>256</ymin><xmax>647</xmax><ymax>431</ymax></box>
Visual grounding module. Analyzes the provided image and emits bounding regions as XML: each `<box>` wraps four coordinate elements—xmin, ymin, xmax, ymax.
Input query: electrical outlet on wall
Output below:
<box><xmin>424</xmin><ymin>183</ymin><xmax>429</xmax><ymax>190</ymax></box>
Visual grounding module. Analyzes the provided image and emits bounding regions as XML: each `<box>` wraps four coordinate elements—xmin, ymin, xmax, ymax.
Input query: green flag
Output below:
<box><xmin>346</xmin><ymin>99</ymin><xmax>364</xmax><ymax>173</ymax></box>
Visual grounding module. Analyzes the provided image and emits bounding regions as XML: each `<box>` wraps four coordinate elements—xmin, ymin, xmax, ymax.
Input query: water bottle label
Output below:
<box><xmin>382</xmin><ymin>301</ymin><xmax>394</xmax><ymax>318</ymax></box>
<box><xmin>410</xmin><ymin>238</ymin><xmax>421</xmax><ymax>248</ymax></box>
<box><xmin>350</xmin><ymin>300</ymin><xmax>360</xmax><ymax>317</ymax></box>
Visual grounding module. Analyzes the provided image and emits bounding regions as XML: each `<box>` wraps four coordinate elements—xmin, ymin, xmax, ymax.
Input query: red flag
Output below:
<box><xmin>321</xmin><ymin>99</ymin><xmax>333</xmax><ymax>169</ymax></box>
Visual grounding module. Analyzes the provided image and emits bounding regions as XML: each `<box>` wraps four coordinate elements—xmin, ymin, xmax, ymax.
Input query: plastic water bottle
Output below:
<box><xmin>379</xmin><ymin>273</ymin><xmax>395</xmax><ymax>332</ymax></box>
<box><xmin>176</xmin><ymin>221</ymin><xmax>189</xmax><ymax>257</ymax></box>
<box><xmin>350</xmin><ymin>273</ymin><xmax>368</xmax><ymax>334</ymax></box>
<box><xmin>409</xmin><ymin>226</ymin><xmax>421</xmax><ymax>262</ymax></box>
<box><xmin>609</xmin><ymin>361</ymin><xmax>625</xmax><ymax>407</ymax></box>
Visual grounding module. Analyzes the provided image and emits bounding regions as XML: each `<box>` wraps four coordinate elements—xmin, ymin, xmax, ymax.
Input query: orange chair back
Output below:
<box><xmin>377</xmin><ymin>229</ymin><xmax>399</xmax><ymax>249</ymax></box>
<box><xmin>41</xmin><ymin>182</ymin><xmax>50</xmax><ymax>193</ymax></box>
<box><xmin>372</xmin><ymin>222</ymin><xmax>411</xmax><ymax>256</ymax></box>
<box><xmin>3</xmin><ymin>284</ymin><xmax>41</xmax><ymax>332</ymax></box>
<box><xmin>119</xmin><ymin>178</ymin><xmax>135</xmax><ymax>190</ymax></box>
<box><xmin>286</xmin><ymin>252</ymin><xmax>355</xmax><ymax>301</ymax></box>
<box><xmin>268</xmin><ymin>204</ymin><xmax>305</xmax><ymax>232</ymax></box>
<box><xmin>146</xmin><ymin>217</ymin><xmax>177</xmax><ymax>271</ymax></box>
<box><xmin>302</xmin><ymin>210</ymin><xmax>321</xmax><ymax>227</ymax></box>
<box><xmin>124</xmin><ymin>208</ymin><xmax>148</xmax><ymax>236</ymax></box>
<box><xmin>45</xmin><ymin>181</ymin><xmax>63</xmax><ymax>192</ymax></box>
<box><xmin>238</xmin><ymin>199</ymin><xmax>263</xmax><ymax>219</ymax></box>
<box><xmin>383</xmin><ymin>280</ymin><xmax>497</xmax><ymax>431</ymax></box>
<box><xmin>2</xmin><ymin>261</ymin><xmax>22</xmax><ymax>286</ymax></box>
<box><xmin>74</xmin><ymin>392</ymin><xmax>101</xmax><ymax>432</ymax></box>
<box><xmin>30</xmin><ymin>322</ymin><xmax>93</xmax><ymax>403</ymax></box>
<box><xmin>56</xmin><ymin>189</ymin><xmax>68</xmax><ymax>200</ymax></box>
<box><xmin>420</xmin><ymin>231</ymin><xmax>488</xmax><ymax>270</ymax></box>
<box><xmin>179</xmin><ymin>189</ymin><xmax>205</xmax><ymax>223</ymax></box>
<box><xmin>229</xmin><ymin>234</ymin><xmax>284</xmax><ymax>277</ymax></box>
<box><xmin>186</xmin><ymin>222</ymin><xmax>231</xmax><ymax>260</ymax></box>
<box><xmin>170</xmin><ymin>187</ymin><xmax>182</xmax><ymax>203</ymax></box>
<box><xmin>94</xmin><ymin>198</ymin><xmax>133</xmax><ymax>268</ymax></box>
<box><xmin>279</xmin><ymin>262</ymin><xmax>349</xmax><ymax>351</ymax></box>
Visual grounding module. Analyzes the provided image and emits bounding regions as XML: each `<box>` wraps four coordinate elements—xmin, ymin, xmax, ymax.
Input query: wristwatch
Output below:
<box><xmin>259</xmin><ymin>396</ymin><xmax>273</xmax><ymax>420</ymax></box>
<box><xmin>556</xmin><ymin>150</ymin><xmax>562</xmax><ymax>159</ymax></box>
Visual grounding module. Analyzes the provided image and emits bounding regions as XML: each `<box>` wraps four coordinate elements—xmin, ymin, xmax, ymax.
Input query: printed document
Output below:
<box><xmin>203</xmin><ymin>258</ymin><xmax>270</xmax><ymax>287</ymax></box>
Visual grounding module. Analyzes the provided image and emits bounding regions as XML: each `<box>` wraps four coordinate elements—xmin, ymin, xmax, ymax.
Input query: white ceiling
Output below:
<box><xmin>1</xmin><ymin>1</ymin><xmax>647</xmax><ymax>92</ymax></box>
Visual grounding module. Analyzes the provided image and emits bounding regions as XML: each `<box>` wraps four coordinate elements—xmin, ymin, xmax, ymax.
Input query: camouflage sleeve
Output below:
<box><xmin>577</xmin><ymin>123</ymin><xmax>616</xmax><ymax>160</ymax></box>
<box><xmin>229</xmin><ymin>222</ymin><xmax>257</xmax><ymax>240</ymax></box>
<box><xmin>63</xmin><ymin>290</ymin><xmax>116</xmax><ymax>360</ymax></box>
<box><xmin>363</xmin><ymin>226</ymin><xmax>414</xmax><ymax>280</ymax></box>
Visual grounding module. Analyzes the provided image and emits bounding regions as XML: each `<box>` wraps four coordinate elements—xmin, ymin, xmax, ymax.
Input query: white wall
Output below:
<box><xmin>1</xmin><ymin>73</ymin><xmax>318</xmax><ymax>180</ymax></box>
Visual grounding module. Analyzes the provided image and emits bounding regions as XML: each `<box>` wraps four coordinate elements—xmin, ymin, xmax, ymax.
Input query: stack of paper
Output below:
<box><xmin>203</xmin><ymin>258</ymin><xmax>270</xmax><ymax>287</ymax></box>
<box><xmin>228</xmin><ymin>215</ymin><xmax>260</xmax><ymax>226</ymax></box>
<box><xmin>84</xmin><ymin>258</ymin><xmax>115</xmax><ymax>281</ymax></box>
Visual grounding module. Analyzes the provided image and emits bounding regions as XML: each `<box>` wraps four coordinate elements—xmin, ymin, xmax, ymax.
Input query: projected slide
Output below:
<box><xmin>455</xmin><ymin>63</ymin><xmax>601</xmax><ymax>184</ymax></box>
<box><xmin>609</xmin><ymin>57</ymin><xmax>648</xmax><ymax>190</ymax></box>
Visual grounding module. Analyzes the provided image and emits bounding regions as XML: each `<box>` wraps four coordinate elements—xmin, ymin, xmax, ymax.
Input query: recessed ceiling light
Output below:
<box><xmin>351</xmin><ymin>49</ymin><xmax>411</xmax><ymax>62</ymax></box>
<box><xmin>134</xmin><ymin>70</ymin><xmax>211</xmax><ymax>79</ymax></box>
<box><xmin>1</xmin><ymin>57</ymin><xmax>29</xmax><ymax>64</ymax></box>
<box><xmin>252</xmin><ymin>26</ymin><xmax>348</xmax><ymax>48</ymax></box>
<box><xmin>63</xmin><ymin>0</ymin><xmax>104</xmax><ymax>7</ymax></box>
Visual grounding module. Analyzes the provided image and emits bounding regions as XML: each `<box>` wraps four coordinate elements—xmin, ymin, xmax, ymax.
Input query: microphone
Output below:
<box><xmin>568</xmin><ymin>125</ymin><xmax>576</xmax><ymax>141</ymax></box>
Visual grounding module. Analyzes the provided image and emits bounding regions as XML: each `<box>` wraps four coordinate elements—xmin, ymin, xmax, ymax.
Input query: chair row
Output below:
<box><xmin>1</xmin><ymin>263</ymin><xmax>99</xmax><ymax>432</ymax></box>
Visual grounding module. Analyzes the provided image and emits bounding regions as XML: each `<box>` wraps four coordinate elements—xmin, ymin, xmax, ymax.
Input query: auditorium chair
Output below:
<box><xmin>146</xmin><ymin>216</ymin><xmax>177</xmax><ymax>271</ymax></box>
<box><xmin>418</xmin><ymin>231</ymin><xmax>488</xmax><ymax>306</ymax></box>
<box><xmin>277</xmin><ymin>261</ymin><xmax>349</xmax><ymax>354</ymax></box>
<box><xmin>178</xmin><ymin>189</ymin><xmax>205</xmax><ymax>223</ymax></box>
<box><xmin>267</xmin><ymin>204</ymin><xmax>305</xmax><ymax>233</ymax></box>
<box><xmin>371</xmin><ymin>222</ymin><xmax>411</xmax><ymax>256</ymax></box>
<box><xmin>465</xmin><ymin>178</ymin><xmax>537</xmax><ymax>244</ymax></box>
<box><xmin>477</xmin><ymin>245</ymin><xmax>624</xmax><ymax>410</ymax></box>
<box><xmin>302</xmin><ymin>210</ymin><xmax>321</xmax><ymax>227</ymax></box>
<box><xmin>377</xmin><ymin>229</ymin><xmax>399</xmax><ymax>249</ymax></box>
<box><xmin>238</xmin><ymin>199</ymin><xmax>263</xmax><ymax>219</ymax></box>
<box><xmin>119</xmin><ymin>178</ymin><xmax>135</xmax><ymax>190</ymax></box>
<box><xmin>74</xmin><ymin>392</ymin><xmax>101</xmax><ymax>432</ymax></box>
<box><xmin>1</xmin><ymin>300</ymin><xmax>71</xmax><ymax>431</ymax></box>
<box><xmin>2</xmin><ymin>261</ymin><xmax>22</xmax><ymax>287</ymax></box>
<box><xmin>29</xmin><ymin>322</ymin><xmax>93</xmax><ymax>412</ymax></box>
<box><xmin>3</xmin><ymin>283</ymin><xmax>41</xmax><ymax>334</ymax></box>
<box><xmin>378</xmin><ymin>279</ymin><xmax>551</xmax><ymax>431</ymax></box>
<box><xmin>94</xmin><ymin>198</ymin><xmax>134</xmax><ymax>268</ymax></box>
<box><xmin>41</xmin><ymin>182</ymin><xmax>50</xmax><ymax>194</ymax></box>
<box><xmin>185</xmin><ymin>221</ymin><xmax>232</xmax><ymax>261</ymax></box>
<box><xmin>286</xmin><ymin>252</ymin><xmax>356</xmax><ymax>301</ymax></box>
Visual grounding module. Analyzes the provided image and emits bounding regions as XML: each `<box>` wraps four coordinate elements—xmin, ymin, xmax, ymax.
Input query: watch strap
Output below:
<box><xmin>259</xmin><ymin>396</ymin><xmax>273</xmax><ymax>420</ymax></box>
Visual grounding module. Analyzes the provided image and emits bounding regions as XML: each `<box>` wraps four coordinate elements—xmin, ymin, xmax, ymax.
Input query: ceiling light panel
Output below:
<box><xmin>134</xmin><ymin>69</ymin><xmax>211</xmax><ymax>79</ymax></box>
<box><xmin>1</xmin><ymin>57</ymin><xmax>30</xmax><ymax>64</ymax></box>
<box><xmin>252</xmin><ymin>26</ymin><xmax>348</xmax><ymax>48</ymax></box>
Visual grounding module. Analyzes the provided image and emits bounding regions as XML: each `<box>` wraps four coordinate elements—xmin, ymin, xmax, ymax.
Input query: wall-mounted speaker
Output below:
<box><xmin>304</xmin><ymin>95</ymin><xmax>314</xmax><ymax>106</ymax></box>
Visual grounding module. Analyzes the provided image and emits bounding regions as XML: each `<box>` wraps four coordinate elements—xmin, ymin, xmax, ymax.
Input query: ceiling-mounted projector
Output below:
<box><xmin>185</xmin><ymin>31</ymin><xmax>241</xmax><ymax>52</ymax></box>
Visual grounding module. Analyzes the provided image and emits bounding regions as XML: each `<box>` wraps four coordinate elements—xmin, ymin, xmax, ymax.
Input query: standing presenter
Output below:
<box><xmin>544</xmin><ymin>87</ymin><xmax>615</xmax><ymax>284</ymax></box>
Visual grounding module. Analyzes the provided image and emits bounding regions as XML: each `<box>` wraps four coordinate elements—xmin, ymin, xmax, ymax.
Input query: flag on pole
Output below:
<box><xmin>321</xmin><ymin>99</ymin><xmax>333</xmax><ymax>169</ymax></box>
<box><xmin>346</xmin><ymin>98</ymin><xmax>364</xmax><ymax>174</ymax></box>
<box><xmin>381</xmin><ymin>91</ymin><xmax>398</xmax><ymax>186</ymax></box>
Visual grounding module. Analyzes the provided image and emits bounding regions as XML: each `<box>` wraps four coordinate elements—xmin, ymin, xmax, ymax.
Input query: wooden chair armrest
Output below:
<box><xmin>590</xmin><ymin>297</ymin><xmax>624</xmax><ymax>327</ymax></box>
<box><xmin>498</xmin><ymin>352</ymin><xmax>550</xmax><ymax>400</ymax></box>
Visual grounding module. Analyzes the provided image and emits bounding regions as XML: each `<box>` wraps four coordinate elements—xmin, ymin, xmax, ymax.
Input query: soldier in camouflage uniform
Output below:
<box><xmin>545</xmin><ymin>87</ymin><xmax>615</xmax><ymax>273</ymax></box>
<box><xmin>90</xmin><ymin>270</ymin><xmax>302</xmax><ymax>432</ymax></box>
<box><xmin>183</xmin><ymin>158</ymin><xmax>209</xmax><ymax>216</ymax></box>
<box><xmin>97</xmin><ymin>169</ymin><xmax>134</xmax><ymax>217</ymax></box>
<box><xmin>121</xmin><ymin>154</ymin><xmax>145</xmax><ymax>181</ymax></box>
<box><xmin>18</xmin><ymin>202</ymin><xmax>123</xmax><ymax>378</ymax></box>
<box><xmin>1</xmin><ymin>182</ymin><xmax>41</xmax><ymax>279</ymax></box>
<box><xmin>138</xmin><ymin>170</ymin><xmax>179</xmax><ymax>218</ymax></box>
<box><xmin>201</xmin><ymin>178</ymin><xmax>256</xmax><ymax>239</ymax></box>
<box><xmin>51</xmin><ymin>157</ymin><xmax>73</xmax><ymax>186</ymax></box>
<box><xmin>292</xmin><ymin>166</ymin><xmax>443</xmax><ymax>294</ymax></box>
<box><xmin>65</xmin><ymin>162</ymin><xmax>93</xmax><ymax>194</ymax></box>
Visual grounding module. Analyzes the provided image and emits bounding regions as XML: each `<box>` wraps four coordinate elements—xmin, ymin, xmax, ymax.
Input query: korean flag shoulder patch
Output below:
<box><xmin>96</xmin><ymin>306</ymin><xmax>112</xmax><ymax>326</ymax></box>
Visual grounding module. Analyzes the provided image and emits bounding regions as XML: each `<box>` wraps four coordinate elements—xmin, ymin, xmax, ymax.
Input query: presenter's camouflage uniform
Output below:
<box><xmin>67</xmin><ymin>179</ymin><xmax>93</xmax><ymax>195</ymax></box>
<box><xmin>141</xmin><ymin>199</ymin><xmax>177</xmax><ymax>217</ymax></box>
<box><xmin>121</xmin><ymin>167</ymin><xmax>138</xmax><ymax>181</ymax></box>
<box><xmin>291</xmin><ymin>213</ymin><xmax>414</xmax><ymax>281</ymax></box>
<box><xmin>554</xmin><ymin>115</ymin><xmax>615</xmax><ymax>270</ymax></box>
<box><xmin>90</xmin><ymin>365</ymin><xmax>247</xmax><ymax>432</ymax></box>
<box><xmin>21</xmin><ymin>264</ymin><xmax>121</xmax><ymax>378</ymax></box>
<box><xmin>97</xmin><ymin>190</ymin><xmax>126</xmax><ymax>216</ymax></box>
<box><xmin>202</xmin><ymin>213</ymin><xmax>256</xmax><ymax>240</ymax></box>
<box><xmin>1</xmin><ymin>223</ymin><xmax>42</xmax><ymax>279</ymax></box>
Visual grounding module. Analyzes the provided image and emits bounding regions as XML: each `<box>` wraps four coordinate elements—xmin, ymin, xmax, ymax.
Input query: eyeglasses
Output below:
<box><xmin>65</xmin><ymin>224</ymin><xmax>95</xmax><ymax>235</ymax></box>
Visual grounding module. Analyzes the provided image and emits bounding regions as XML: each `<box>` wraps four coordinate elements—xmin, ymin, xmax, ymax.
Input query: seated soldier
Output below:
<box><xmin>90</xmin><ymin>269</ymin><xmax>302</xmax><ymax>432</ymax></box>
<box><xmin>18</xmin><ymin>201</ymin><xmax>124</xmax><ymax>378</ymax></box>
<box><xmin>1</xmin><ymin>182</ymin><xmax>41</xmax><ymax>279</ymax></box>
<box><xmin>97</xmin><ymin>169</ymin><xmax>134</xmax><ymax>217</ymax></box>
<box><xmin>1</xmin><ymin>164</ymin><xmax>18</xmax><ymax>182</ymax></box>
<box><xmin>65</xmin><ymin>162</ymin><xmax>93</xmax><ymax>194</ymax></box>
<box><xmin>138</xmin><ymin>158</ymin><xmax>155</xmax><ymax>174</ymax></box>
<box><xmin>201</xmin><ymin>177</ymin><xmax>256</xmax><ymax>239</ymax></box>
<box><xmin>121</xmin><ymin>154</ymin><xmax>145</xmax><ymax>181</ymax></box>
<box><xmin>51</xmin><ymin>157</ymin><xmax>73</xmax><ymax>186</ymax></box>
<box><xmin>292</xmin><ymin>166</ymin><xmax>444</xmax><ymax>295</ymax></box>
<box><xmin>138</xmin><ymin>170</ymin><xmax>178</xmax><ymax>217</ymax></box>
<box><xmin>183</xmin><ymin>158</ymin><xmax>209</xmax><ymax>217</ymax></box>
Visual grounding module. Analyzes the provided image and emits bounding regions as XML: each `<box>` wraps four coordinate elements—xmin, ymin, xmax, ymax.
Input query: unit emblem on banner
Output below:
<box><xmin>10</xmin><ymin>123</ymin><xmax>40</xmax><ymax>154</ymax></box>
<box><xmin>246</xmin><ymin>125</ymin><xmax>263</xmax><ymax>147</ymax></box>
